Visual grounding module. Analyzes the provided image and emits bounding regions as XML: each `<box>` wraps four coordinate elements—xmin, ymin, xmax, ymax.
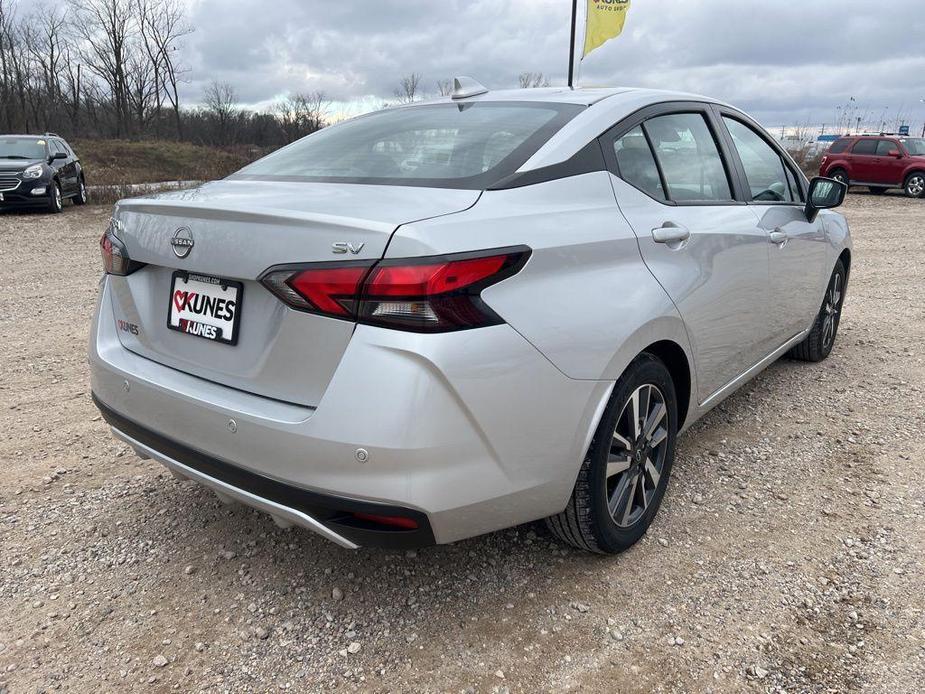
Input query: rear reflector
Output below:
<box><xmin>259</xmin><ymin>247</ymin><xmax>530</xmax><ymax>332</ymax></box>
<box><xmin>351</xmin><ymin>512</ymin><xmax>420</xmax><ymax>530</ymax></box>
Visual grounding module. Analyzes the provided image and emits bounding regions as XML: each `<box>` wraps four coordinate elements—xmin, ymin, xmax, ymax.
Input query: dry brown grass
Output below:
<box><xmin>74</xmin><ymin>139</ymin><xmax>270</xmax><ymax>188</ymax></box>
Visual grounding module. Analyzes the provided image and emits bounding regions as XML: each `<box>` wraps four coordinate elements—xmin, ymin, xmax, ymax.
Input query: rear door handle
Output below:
<box><xmin>769</xmin><ymin>229</ymin><xmax>788</xmax><ymax>245</ymax></box>
<box><xmin>651</xmin><ymin>223</ymin><xmax>691</xmax><ymax>244</ymax></box>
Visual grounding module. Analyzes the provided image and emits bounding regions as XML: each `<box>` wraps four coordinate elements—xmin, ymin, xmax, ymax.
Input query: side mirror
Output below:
<box><xmin>888</xmin><ymin>149</ymin><xmax>902</xmax><ymax>158</ymax></box>
<box><xmin>50</xmin><ymin>151</ymin><xmax>68</xmax><ymax>162</ymax></box>
<box><xmin>805</xmin><ymin>176</ymin><xmax>847</xmax><ymax>223</ymax></box>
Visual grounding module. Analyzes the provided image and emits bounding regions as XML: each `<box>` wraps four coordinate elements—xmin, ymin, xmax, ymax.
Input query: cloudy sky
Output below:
<box><xmin>177</xmin><ymin>0</ymin><xmax>925</xmax><ymax>129</ymax></box>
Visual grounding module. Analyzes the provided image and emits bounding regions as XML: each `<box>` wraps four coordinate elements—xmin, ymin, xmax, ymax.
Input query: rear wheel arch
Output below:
<box><xmin>838</xmin><ymin>248</ymin><xmax>852</xmax><ymax>282</ymax></box>
<box><xmin>641</xmin><ymin>340</ymin><xmax>691</xmax><ymax>430</ymax></box>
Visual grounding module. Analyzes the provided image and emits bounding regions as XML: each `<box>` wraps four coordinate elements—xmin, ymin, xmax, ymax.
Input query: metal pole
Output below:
<box><xmin>568</xmin><ymin>0</ymin><xmax>578</xmax><ymax>89</ymax></box>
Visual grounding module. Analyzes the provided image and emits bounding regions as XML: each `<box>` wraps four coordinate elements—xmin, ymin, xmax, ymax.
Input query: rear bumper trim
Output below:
<box><xmin>92</xmin><ymin>393</ymin><xmax>436</xmax><ymax>549</ymax></box>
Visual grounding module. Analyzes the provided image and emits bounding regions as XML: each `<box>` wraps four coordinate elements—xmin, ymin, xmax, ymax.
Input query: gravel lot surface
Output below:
<box><xmin>1</xmin><ymin>194</ymin><xmax>923</xmax><ymax>693</ymax></box>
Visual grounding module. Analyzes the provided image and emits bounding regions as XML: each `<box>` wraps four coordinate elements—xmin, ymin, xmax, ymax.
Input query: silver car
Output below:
<box><xmin>90</xmin><ymin>81</ymin><xmax>850</xmax><ymax>554</ymax></box>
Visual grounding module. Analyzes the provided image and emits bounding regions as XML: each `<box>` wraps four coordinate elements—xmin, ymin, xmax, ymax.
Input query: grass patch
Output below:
<box><xmin>74</xmin><ymin>139</ymin><xmax>271</xmax><ymax>187</ymax></box>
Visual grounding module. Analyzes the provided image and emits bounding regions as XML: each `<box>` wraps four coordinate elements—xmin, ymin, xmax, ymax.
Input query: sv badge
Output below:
<box><xmin>332</xmin><ymin>242</ymin><xmax>365</xmax><ymax>255</ymax></box>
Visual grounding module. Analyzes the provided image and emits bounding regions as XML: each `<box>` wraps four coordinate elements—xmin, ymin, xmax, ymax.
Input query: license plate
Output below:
<box><xmin>167</xmin><ymin>271</ymin><xmax>243</xmax><ymax>345</ymax></box>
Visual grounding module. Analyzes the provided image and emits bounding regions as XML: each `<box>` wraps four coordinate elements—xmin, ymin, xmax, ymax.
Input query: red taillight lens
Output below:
<box><xmin>359</xmin><ymin>251</ymin><xmax>527</xmax><ymax>332</ymax></box>
<box><xmin>259</xmin><ymin>247</ymin><xmax>530</xmax><ymax>332</ymax></box>
<box><xmin>261</xmin><ymin>262</ymin><xmax>373</xmax><ymax>317</ymax></box>
<box><xmin>100</xmin><ymin>229</ymin><xmax>145</xmax><ymax>276</ymax></box>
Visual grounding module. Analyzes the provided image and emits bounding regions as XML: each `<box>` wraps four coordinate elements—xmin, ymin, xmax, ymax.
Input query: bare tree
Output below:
<box><xmin>275</xmin><ymin>91</ymin><xmax>329</xmax><ymax>140</ymax></box>
<box><xmin>70</xmin><ymin>0</ymin><xmax>135</xmax><ymax>136</ymax></box>
<box><xmin>136</xmin><ymin>0</ymin><xmax>192</xmax><ymax>139</ymax></box>
<box><xmin>394</xmin><ymin>72</ymin><xmax>422</xmax><ymax>104</ymax></box>
<box><xmin>518</xmin><ymin>72</ymin><xmax>550</xmax><ymax>89</ymax></box>
<box><xmin>202</xmin><ymin>80</ymin><xmax>238</xmax><ymax>144</ymax></box>
<box><xmin>435</xmin><ymin>78</ymin><xmax>452</xmax><ymax>97</ymax></box>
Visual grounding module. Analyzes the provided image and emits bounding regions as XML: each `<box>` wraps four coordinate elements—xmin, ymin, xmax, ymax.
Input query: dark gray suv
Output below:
<box><xmin>0</xmin><ymin>134</ymin><xmax>88</xmax><ymax>213</ymax></box>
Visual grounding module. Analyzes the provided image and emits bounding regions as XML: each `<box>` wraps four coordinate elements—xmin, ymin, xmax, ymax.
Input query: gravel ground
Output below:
<box><xmin>1</xmin><ymin>194</ymin><xmax>923</xmax><ymax>693</ymax></box>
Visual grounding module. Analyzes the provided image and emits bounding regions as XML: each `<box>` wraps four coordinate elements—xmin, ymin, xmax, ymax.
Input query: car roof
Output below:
<box><xmin>412</xmin><ymin>86</ymin><xmax>723</xmax><ymax>107</ymax></box>
<box><xmin>403</xmin><ymin>86</ymin><xmax>732</xmax><ymax>172</ymax></box>
<box><xmin>0</xmin><ymin>134</ymin><xmax>52</xmax><ymax>140</ymax></box>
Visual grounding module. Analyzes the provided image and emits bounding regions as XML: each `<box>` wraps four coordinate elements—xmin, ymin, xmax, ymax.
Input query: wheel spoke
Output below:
<box><xmin>606</xmin><ymin>454</ymin><xmax>633</xmax><ymax>479</ymax></box>
<box><xmin>629</xmin><ymin>389</ymin><xmax>642</xmax><ymax>438</ymax></box>
<box><xmin>622</xmin><ymin>473</ymin><xmax>640</xmax><ymax>524</ymax></box>
<box><xmin>608</xmin><ymin>472</ymin><xmax>635</xmax><ymax>522</ymax></box>
<box><xmin>612</xmin><ymin>429</ymin><xmax>633</xmax><ymax>451</ymax></box>
<box><xmin>644</xmin><ymin>457</ymin><xmax>661</xmax><ymax>489</ymax></box>
<box><xmin>635</xmin><ymin>472</ymin><xmax>649</xmax><ymax>512</ymax></box>
<box><xmin>643</xmin><ymin>402</ymin><xmax>667</xmax><ymax>441</ymax></box>
<box><xmin>648</xmin><ymin>425</ymin><xmax>668</xmax><ymax>449</ymax></box>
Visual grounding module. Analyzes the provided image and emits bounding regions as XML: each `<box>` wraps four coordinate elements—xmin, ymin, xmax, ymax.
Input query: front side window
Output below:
<box><xmin>613</xmin><ymin>126</ymin><xmax>666</xmax><ymax>201</ymax></box>
<box><xmin>231</xmin><ymin>102</ymin><xmax>584</xmax><ymax>189</ymax></box>
<box><xmin>642</xmin><ymin>113</ymin><xmax>732</xmax><ymax>202</ymax></box>
<box><xmin>851</xmin><ymin>139</ymin><xmax>878</xmax><ymax>155</ymax></box>
<box><xmin>723</xmin><ymin>117</ymin><xmax>797</xmax><ymax>203</ymax></box>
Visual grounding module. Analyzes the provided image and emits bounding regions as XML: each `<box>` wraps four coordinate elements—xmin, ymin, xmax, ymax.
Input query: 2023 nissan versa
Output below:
<box><xmin>90</xmin><ymin>81</ymin><xmax>851</xmax><ymax>553</ymax></box>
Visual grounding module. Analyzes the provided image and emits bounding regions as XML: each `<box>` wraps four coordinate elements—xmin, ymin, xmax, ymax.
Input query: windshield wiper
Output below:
<box><xmin>0</xmin><ymin>155</ymin><xmax>31</xmax><ymax>159</ymax></box>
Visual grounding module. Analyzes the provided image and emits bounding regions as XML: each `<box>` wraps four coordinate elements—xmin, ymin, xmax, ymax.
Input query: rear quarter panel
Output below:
<box><xmin>385</xmin><ymin>171</ymin><xmax>696</xmax><ymax>393</ymax></box>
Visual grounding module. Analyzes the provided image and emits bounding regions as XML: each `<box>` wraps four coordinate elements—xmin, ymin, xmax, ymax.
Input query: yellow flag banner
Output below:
<box><xmin>583</xmin><ymin>0</ymin><xmax>632</xmax><ymax>58</ymax></box>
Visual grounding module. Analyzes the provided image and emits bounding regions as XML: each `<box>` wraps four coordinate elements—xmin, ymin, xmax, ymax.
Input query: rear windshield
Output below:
<box><xmin>230</xmin><ymin>102</ymin><xmax>584</xmax><ymax>189</ymax></box>
<box><xmin>0</xmin><ymin>137</ymin><xmax>47</xmax><ymax>160</ymax></box>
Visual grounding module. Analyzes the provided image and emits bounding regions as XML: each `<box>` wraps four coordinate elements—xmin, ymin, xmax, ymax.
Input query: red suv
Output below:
<box><xmin>820</xmin><ymin>135</ymin><xmax>925</xmax><ymax>198</ymax></box>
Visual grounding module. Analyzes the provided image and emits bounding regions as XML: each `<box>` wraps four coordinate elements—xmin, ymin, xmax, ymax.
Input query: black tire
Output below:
<box><xmin>546</xmin><ymin>353</ymin><xmax>678</xmax><ymax>554</ymax></box>
<box><xmin>73</xmin><ymin>176</ymin><xmax>88</xmax><ymax>206</ymax></box>
<box><xmin>903</xmin><ymin>172</ymin><xmax>925</xmax><ymax>199</ymax></box>
<box><xmin>828</xmin><ymin>170</ymin><xmax>849</xmax><ymax>188</ymax></box>
<box><xmin>787</xmin><ymin>259</ymin><xmax>847</xmax><ymax>362</ymax></box>
<box><xmin>48</xmin><ymin>181</ymin><xmax>63</xmax><ymax>214</ymax></box>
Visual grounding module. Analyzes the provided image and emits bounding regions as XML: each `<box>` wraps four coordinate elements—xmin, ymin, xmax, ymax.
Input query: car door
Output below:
<box><xmin>601</xmin><ymin>103</ymin><xmax>775</xmax><ymax>405</ymax></box>
<box><xmin>871</xmin><ymin>138</ymin><xmax>904</xmax><ymax>184</ymax></box>
<box><xmin>52</xmin><ymin>139</ymin><xmax>77</xmax><ymax>193</ymax></box>
<box><xmin>848</xmin><ymin>138</ymin><xmax>879</xmax><ymax>182</ymax></box>
<box><xmin>716</xmin><ymin>110</ymin><xmax>830</xmax><ymax>347</ymax></box>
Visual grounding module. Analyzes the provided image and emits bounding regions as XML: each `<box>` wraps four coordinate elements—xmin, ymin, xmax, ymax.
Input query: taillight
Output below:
<box><xmin>259</xmin><ymin>247</ymin><xmax>530</xmax><ymax>332</ymax></box>
<box><xmin>100</xmin><ymin>229</ymin><xmax>145</xmax><ymax>276</ymax></box>
<box><xmin>261</xmin><ymin>261</ymin><xmax>373</xmax><ymax>317</ymax></box>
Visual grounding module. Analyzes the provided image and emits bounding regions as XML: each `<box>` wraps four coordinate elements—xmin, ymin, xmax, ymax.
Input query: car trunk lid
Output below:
<box><xmin>106</xmin><ymin>179</ymin><xmax>480</xmax><ymax>407</ymax></box>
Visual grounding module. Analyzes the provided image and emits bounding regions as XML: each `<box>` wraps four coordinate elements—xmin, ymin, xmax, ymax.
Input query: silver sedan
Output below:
<box><xmin>90</xmin><ymin>80</ymin><xmax>850</xmax><ymax>553</ymax></box>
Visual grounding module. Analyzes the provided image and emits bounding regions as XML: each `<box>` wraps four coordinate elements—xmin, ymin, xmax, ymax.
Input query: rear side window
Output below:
<box><xmin>723</xmin><ymin>117</ymin><xmax>798</xmax><ymax>203</ymax></box>
<box><xmin>851</xmin><ymin>139</ymin><xmax>878</xmax><ymax>155</ymax></box>
<box><xmin>613</xmin><ymin>126</ymin><xmax>666</xmax><ymax>201</ymax></box>
<box><xmin>827</xmin><ymin>139</ymin><xmax>851</xmax><ymax>154</ymax></box>
<box><xmin>643</xmin><ymin>113</ymin><xmax>732</xmax><ymax>202</ymax></box>
<box><xmin>231</xmin><ymin>102</ymin><xmax>584</xmax><ymax>190</ymax></box>
<box><xmin>875</xmin><ymin>140</ymin><xmax>898</xmax><ymax>156</ymax></box>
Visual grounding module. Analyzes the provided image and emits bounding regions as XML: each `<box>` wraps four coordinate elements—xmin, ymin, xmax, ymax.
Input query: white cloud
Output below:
<box><xmin>172</xmin><ymin>0</ymin><xmax>925</xmax><ymax>127</ymax></box>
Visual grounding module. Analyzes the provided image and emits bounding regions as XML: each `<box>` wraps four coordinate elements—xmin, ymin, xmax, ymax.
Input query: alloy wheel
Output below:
<box><xmin>606</xmin><ymin>384</ymin><xmax>669</xmax><ymax>528</ymax></box>
<box><xmin>822</xmin><ymin>272</ymin><xmax>842</xmax><ymax>350</ymax></box>
<box><xmin>54</xmin><ymin>185</ymin><xmax>62</xmax><ymax>210</ymax></box>
<box><xmin>907</xmin><ymin>175</ymin><xmax>925</xmax><ymax>198</ymax></box>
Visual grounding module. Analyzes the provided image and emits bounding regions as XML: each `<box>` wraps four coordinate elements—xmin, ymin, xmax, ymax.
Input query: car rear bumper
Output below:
<box><xmin>89</xmin><ymin>276</ymin><xmax>612</xmax><ymax>547</ymax></box>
